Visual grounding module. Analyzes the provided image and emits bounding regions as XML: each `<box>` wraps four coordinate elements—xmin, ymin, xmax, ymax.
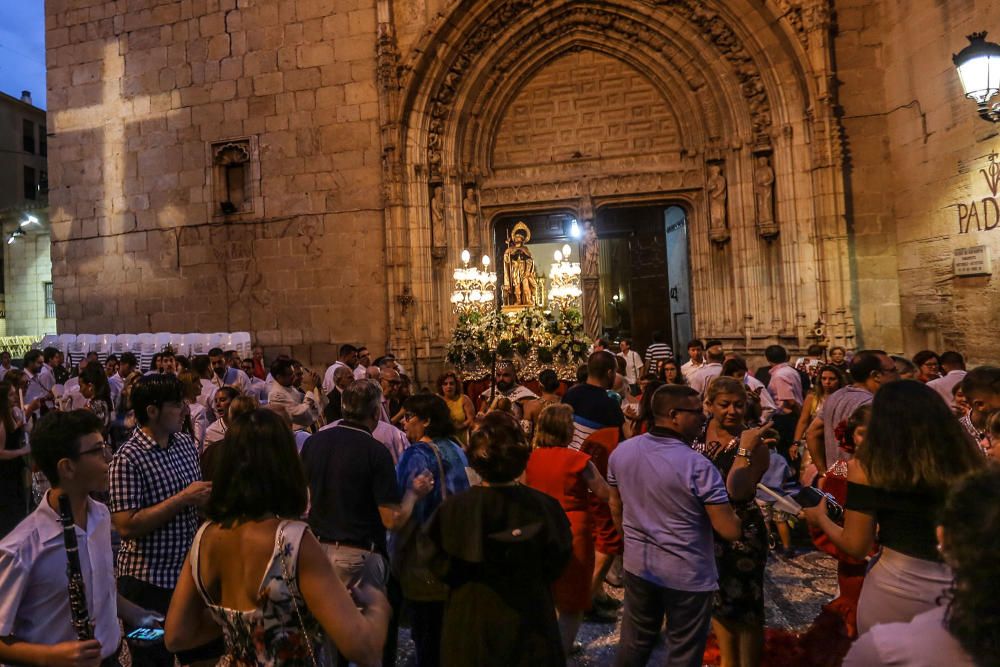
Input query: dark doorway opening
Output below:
<box><xmin>595</xmin><ymin>204</ymin><xmax>691</xmax><ymax>357</ymax></box>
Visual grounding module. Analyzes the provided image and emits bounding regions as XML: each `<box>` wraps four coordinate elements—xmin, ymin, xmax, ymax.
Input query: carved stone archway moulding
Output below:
<box><xmin>374</xmin><ymin>0</ymin><xmax>855</xmax><ymax>372</ymax></box>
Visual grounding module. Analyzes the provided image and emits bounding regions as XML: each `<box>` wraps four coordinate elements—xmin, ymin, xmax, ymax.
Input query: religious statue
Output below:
<box><xmin>580</xmin><ymin>221</ymin><xmax>601</xmax><ymax>340</ymax></box>
<box><xmin>462</xmin><ymin>186</ymin><xmax>481</xmax><ymax>250</ymax></box>
<box><xmin>707</xmin><ymin>163</ymin><xmax>730</xmax><ymax>244</ymax></box>
<box><xmin>502</xmin><ymin>222</ymin><xmax>537</xmax><ymax>308</ymax></box>
<box><xmin>430</xmin><ymin>185</ymin><xmax>446</xmax><ymax>258</ymax></box>
<box><xmin>755</xmin><ymin>155</ymin><xmax>778</xmax><ymax>238</ymax></box>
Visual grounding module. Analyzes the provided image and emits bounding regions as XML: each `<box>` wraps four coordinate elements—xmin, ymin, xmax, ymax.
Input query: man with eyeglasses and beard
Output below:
<box><xmin>476</xmin><ymin>361</ymin><xmax>538</xmax><ymax>420</ymax></box>
<box><xmin>207</xmin><ymin>347</ymin><xmax>250</xmax><ymax>394</ymax></box>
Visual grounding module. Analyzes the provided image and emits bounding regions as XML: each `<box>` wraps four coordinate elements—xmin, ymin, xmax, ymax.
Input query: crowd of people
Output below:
<box><xmin>0</xmin><ymin>335</ymin><xmax>997</xmax><ymax>667</ymax></box>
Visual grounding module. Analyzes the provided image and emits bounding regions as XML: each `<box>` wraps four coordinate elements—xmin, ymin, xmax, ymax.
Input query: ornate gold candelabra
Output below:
<box><xmin>451</xmin><ymin>250</ymin><xmax>497</xmax><ymax>316</ymax></box>
<box><xmin>547</xmin><ymin>244</ymin><xmax>582</xmax><ymax>311</ymax></box>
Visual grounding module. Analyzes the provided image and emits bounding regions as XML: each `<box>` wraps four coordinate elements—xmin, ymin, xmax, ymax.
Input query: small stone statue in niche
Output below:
<box><xmin>462</xmin><ymin>186</ymin><xmax>481</xmax><ymax>251</ymax></box>
<box><xmin>707</xmin><ymin>163</ymin><xmax>730</xmax><ymax>244</ymax></box>
<box><xmin>431</xmin><ymin>184</ymin><xmax>446</xmax><ymax>258</ymax></box>
<box><xmin>755</xmin><ymin>154</ymin><xmax>779</xmax><ymax>239</ymax></box>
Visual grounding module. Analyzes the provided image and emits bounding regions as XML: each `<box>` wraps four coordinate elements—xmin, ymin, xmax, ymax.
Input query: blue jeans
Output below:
<box><xmin>615</xmin><ymin>571</ymin><xmax>714</xmax><ymax>667</ymax></box>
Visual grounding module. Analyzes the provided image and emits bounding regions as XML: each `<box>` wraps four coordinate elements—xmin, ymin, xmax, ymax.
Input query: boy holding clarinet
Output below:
<box><xmin>0</xmin><ymin>410</ymin><xmax>160</xmax><ymax>666</ymax></box>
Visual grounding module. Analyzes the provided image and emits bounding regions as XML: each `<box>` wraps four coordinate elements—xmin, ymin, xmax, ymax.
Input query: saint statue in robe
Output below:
<box><xmin>503</xmin><ymin>222</ymin><xmax>537</xmax><ymax>307</ymax></box>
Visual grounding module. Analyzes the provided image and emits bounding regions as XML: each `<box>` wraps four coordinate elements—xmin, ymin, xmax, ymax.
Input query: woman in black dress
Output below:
<box><xmin>421</xmin><ymin>412</ymin><xmax>573</xmax><ymax>667</ymax></box>
<box><xmin>0</xmin><ymin>380</ymin><xmax>29</xmax><ymax>536</ymax></box>
<box><xmin>694</xmin><ymin>377</ymin><xmax>771</xmax><ymax>667</ymax></box>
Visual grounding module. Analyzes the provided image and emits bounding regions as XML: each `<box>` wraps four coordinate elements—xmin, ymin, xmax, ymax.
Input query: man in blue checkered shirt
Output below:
<box><xmin>109</xmin><ymin>374</ymin><xmax>221</xmax><ymax>665</ymax></box>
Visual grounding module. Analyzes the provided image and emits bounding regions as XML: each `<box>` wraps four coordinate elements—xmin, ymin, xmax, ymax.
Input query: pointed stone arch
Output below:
<box><xmin>377</xmin><ymin>0</ymin><xmax>853</xmax><ymax>364</ymax></box>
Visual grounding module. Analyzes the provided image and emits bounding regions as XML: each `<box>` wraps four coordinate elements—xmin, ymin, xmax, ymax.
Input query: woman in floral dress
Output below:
<box><xmin>165</xmin><ymin>409</ymin><xmax>391</xmax><ymax>666</ymax></box>
<box><xmin>693</xmin><ymin>377</ymin><xmax>771</xmax><ymax>667</ymax></box>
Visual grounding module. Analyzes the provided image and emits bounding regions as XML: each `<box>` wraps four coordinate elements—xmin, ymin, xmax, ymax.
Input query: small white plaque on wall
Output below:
<box><xmin>953</xmin><ymin>245</ymin><xmax>993</xmax><ymax>277</ymax></box>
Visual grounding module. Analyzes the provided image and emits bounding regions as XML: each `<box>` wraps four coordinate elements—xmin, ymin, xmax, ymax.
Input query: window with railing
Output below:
<box><xmin>44</xmin><ymin>282</ymin><xmax>55</xmax><ymax>319</ymax></box>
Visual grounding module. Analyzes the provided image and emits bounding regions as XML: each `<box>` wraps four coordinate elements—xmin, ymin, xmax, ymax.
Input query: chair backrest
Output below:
<box><xmin>185</xmin><ymin>333</ymin><xmax>211</xmax><ymax>356</ymax></box>
<box><xmin>56</xmin><ymin>334</ymin><xmax>77</xmax><ymax>357</ymax></box>
<box><xmin>231</xmin><ymin>332</ymin><xmax>252</xmax><ymax>359</ymax></box>
<box><xmin>154</xmin><ymin>332</ymin><xmax>173</xmax><ymax>354</ymax></box>
<box><xmin>39</xmin><ymin>334</ymin><xmax>61</xmax><ymax>353</ymax></box>
<box><xmin>113</xmin><ymin>334</ymin><xmax>138</xmax><ymax>355</ymax></box>
<box><xmin>208</xmin><ymin>332</ymin><xmax>229</xmax><ymax>352</ymax></box>
<box><xmin>137</xmin><ymin>333</ymin><xmax>157</xmax><ymax>372</ymax></box>
<box><xmin>168</xmin><ymin>333</ymin><xmax>189</xmax><ymax>358</ymax></box>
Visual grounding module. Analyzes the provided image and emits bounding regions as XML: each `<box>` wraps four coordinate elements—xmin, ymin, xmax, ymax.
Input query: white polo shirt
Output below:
<box><xmin>0</xmin><ymin>495</ymin><xmax>119</xmax><ymax>661</ymax></box>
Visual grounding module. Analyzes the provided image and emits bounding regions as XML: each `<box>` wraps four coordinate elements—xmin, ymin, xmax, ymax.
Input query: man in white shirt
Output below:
<box><xmin>208</xmin><ymin>347</ymin><xmax>250</xmax><ymax>394</ymax></box>
<box><xmin>353</xmin><ymin>346</ymin><xmax>372</xmax><ymax>381</ymax></box>
<box><xmin>0</xmin><ymin>410</ymin><xmax>161</xmax><ymax>666</ymax></box>
<box><xmin>618</xmin><ymin>339</ymin><xmax>644</xmax><ymax>394</ymax></box>
<box><xmin>765</xmin><ymin>345</ymin><xmax>804</xmax><ymax>413</ymax></box>
<box><xmin>240</xmin><ymin>358</ymin><xmax>269</xmax><ymax>404</ymax></box>
<box><xmin>37</xmin><ymin>348</ymin><xmax>62</xmax><ymax>411</ymax></box>
<box><xmin>267</xmin><ymin>358</ymin><xmax>321</xmax><ymax>431</ymax></box>
<box><xmin>689</xmin><ymin>341</ymin><xmax>725</xmax><ymax>396</ymax></box>
<box><xmin>926</xmin><ymin>351</ymin><xmax>967</xmax><ymax>412</ymax></box>
<box><xmin>322</xmin><ymin>344</ymin><xmax>359</xmax><ymax>395</ymax></box>
<box><xmin>23</xmin><ymin>351</ymin><xmax>50</xmax><ymax>419</ymax></box>
<box><xmin>681</xmin><ymin>339</ymin><xmax>707</xmax><ymax>381</ymax></box>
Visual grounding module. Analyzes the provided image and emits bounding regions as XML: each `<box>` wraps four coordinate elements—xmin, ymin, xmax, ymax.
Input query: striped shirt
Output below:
<box><xmin>108</xmin><ymin>428</ymin><xmax>202</xmax><ymax>587</ymax></box>
<box><xmin>644</xmin><ymin>343</ymin><xmax>673</xmax><ymax>367</ymax></box>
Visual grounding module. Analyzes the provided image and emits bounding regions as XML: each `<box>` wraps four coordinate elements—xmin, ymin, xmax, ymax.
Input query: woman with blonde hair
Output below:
<box><xmin>525</xmin><ymin>403</ymin><xmax>610</xmax><ymax>654</ymax></box>
<box><xmin>693</xmin><ymin>376</ymin><xmax>771</xmax><ymax>667</ymax></box>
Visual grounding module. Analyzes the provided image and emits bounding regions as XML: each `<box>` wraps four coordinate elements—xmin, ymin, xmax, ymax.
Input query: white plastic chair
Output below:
<box><xmin>113</xmin><ymin>334</ymin><xmax>138</xmax><ymax>356</ymax></box>
<box><xmin>38</xmin><ymin>334</ymin><xmax>60</xmax><ymax>353</ymax></box>
<box><xmin>208</xmin><ymin>333</ymin><xmax>229</xmax><ymax>352</ymax></box>
<box><xmin>168</xmin><ymin>333</ymin><xmax>189</xmax><ymax>358</ymax></box>
<box><xmin>92</xmin><ymin>334</ymin><xmax>114</xmax><ymax>363</ymax></box>
<box><xmin>185</xmin><ymin>333</ymin><xmax>211</xmax><ymax>357</ymax></box>
<box><xmin>56</xmin><ymin>333</ymin><xmax>76</xmax><ymax>357</ymax></box>
<box><xmin>154</xmin><ymin>332</ymin><xmax>173</xmax><ymax>355</ymax></box>
<box><xmin>231</xmin><ymin>332</ymin><xmax>252</xmax><ymax>359</ymax></box>
<box><xmin>137</xmin><ymin>333</ymin><xmax>157</xmax><ymax>372</ymax></box>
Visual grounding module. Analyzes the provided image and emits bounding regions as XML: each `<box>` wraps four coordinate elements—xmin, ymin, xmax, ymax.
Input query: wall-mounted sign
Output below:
<box><xmin>957</xmin><ymin>151</ymin><xmax>1000</xmax><ymax>234</ymax></box>
<box><xmin>954</xmin><ymin>245</ymin><xmax>992</xmax><ymax>276</ymax></box>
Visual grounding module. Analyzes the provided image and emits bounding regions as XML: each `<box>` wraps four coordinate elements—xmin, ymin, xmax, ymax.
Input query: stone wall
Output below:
<box><xmin>492</xmin><ymin>51</ymin><xmax>681</xmax><ymax>168</ymax></box>
<box><xmin>836</xmin><ymin>0</ymin><xmax>999</xmax><ymax>363</ymax></box>
<box><xmin>4</xmin><ymin>232</ymin><xmax>56</xmax><ymax>337</ymax></box>
<box><xmin>45</xmin><ymin>0</ymin><xmax>388</xmax><ymax>366</ymax></box>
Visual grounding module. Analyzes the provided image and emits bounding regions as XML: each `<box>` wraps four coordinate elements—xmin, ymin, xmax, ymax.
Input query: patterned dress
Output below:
<box><xmin>190</xmin><ymin>520</ymin><xmax>325</xmax><ymax>666</ymax></box>
<box><xmin>693</xmin><ymin>425</ymin><xmax>768</xmax><ymax>625</ymax></box>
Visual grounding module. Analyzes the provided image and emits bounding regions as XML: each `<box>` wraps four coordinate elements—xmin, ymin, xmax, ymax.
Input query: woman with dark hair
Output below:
<box><xmin>693</xmin><ymin>376</ymin><xmax>771</xmax><ymax>667</ymax></box>
<box><xmin>437</xmin><ymin>371</ymin><xmax>475</xmax><ymax>447</ymax></box>
<box><xmin>422</xmin><ymin>411</ymin><xmax>573</xmax><ymax>666</ymax></box>
<box><xmin>844</xmin><ymin>464</ymin><xmax>1000</xmax><ymax>666</ymax></box>
<box><xmin>165</xmin><ymin>409</ymin><xmax>391</xmax><ymax>666</ymax></box>
<box><xmin>393</xmin><ymin>393</ymin><xmax>470</xmax><ymax>666</ymax></box>
<box><xmin>521</xmin><ymin>368</ymin><xmax>562</xmax><ymax>439</ymax></box>
<box><xmin>659</xmin><ymin>358</ymin><xmax>687</xmax><ymax>386</ymax></box>
<box><xmin>0</xmin><ymin>381</ymin><xmax>28</xmax><ymax>536</ymax></box>
<box><xmin>78</xmin><ymin>360</ymin><xmax>112</xmax><ymax>435</ymax></box>
<box><xmin>802</xmin><ymin>380</ymin><xmax>983</xmax><ymax>633</ymax></box>
<box><xmin>203</xmin><ymin>386</ymin><xmax>240</xmax><ymax>446</ymax></box>
<box><xmin>525</xmin><ymin>404</ymin><xmax>610</xmax><ymax>654</ymax></box>
<box><xmin>912</xmin><ymin>350</ymin><xmax>941</xmax><ymax>384</ymax></box>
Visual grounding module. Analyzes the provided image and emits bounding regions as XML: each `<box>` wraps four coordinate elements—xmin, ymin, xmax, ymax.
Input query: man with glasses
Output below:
<box><xmin>804</xmin><ymin>350</ymin><xmax>898</xmax><ymax>474</ymax></box>
<box><xmin>108</xmin><ymin>375</ymin><xmax>218</xmax><ymax>666</ymax></box>
<box><xmin>0</xmin><ymin>410</ymin><xmax>161</xmax><ymax>666</ymax></box>
<box><xmin>608</xmin><ymin>385</ymin><xmax>752</xmax><ymax>666</ymax></box>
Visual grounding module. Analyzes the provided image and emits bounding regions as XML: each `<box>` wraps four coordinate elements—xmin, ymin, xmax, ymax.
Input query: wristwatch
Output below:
<box><xmin>736</xmin><ymin>447</ymin><xmax>753</xmax><ymax>461</ymax></box>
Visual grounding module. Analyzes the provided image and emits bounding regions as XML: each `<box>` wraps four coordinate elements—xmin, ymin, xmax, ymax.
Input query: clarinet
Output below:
<box><xmin>57</xmin><ymin>494</ymin><xmax>95</xmax><ymax>640</ymax></box>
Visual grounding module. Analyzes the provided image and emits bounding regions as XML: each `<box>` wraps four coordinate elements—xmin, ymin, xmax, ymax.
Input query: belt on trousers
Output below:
<box><xmin>316</xmin><ymin>537</ymin><xmax>379</xmax><ymax>552</ymax></box>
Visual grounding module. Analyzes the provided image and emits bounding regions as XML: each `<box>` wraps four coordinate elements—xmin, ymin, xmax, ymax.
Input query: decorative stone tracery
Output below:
<box><xmin>377</xmin><ymin>0</ymin><xmax>855</xmax><ymax>367</ymax></box>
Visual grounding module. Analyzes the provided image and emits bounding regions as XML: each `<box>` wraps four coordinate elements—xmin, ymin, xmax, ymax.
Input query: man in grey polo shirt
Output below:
<box><xmin>608</xmin><ymin>384</ymin><xmax>745</xmax><ymax>667</ymax></box>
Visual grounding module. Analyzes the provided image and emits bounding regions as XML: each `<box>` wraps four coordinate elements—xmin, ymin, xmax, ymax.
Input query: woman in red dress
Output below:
<box><xmin>525</xmin><ymin>404</ymin><xmax>610</xmax><ymax>655</ymax></box>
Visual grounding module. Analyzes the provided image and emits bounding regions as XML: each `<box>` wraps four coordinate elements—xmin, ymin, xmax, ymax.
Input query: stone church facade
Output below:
<box><xmin>45</xmin><ymin>0</ymin><xmax>998</xmax><ymax>376</ymax></box>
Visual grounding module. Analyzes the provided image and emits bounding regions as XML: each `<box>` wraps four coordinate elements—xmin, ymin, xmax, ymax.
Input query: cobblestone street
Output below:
<box><xmin>396</xmin><ymin>550</ymin><xmax>838</xmax><ymax>665</ymax></box>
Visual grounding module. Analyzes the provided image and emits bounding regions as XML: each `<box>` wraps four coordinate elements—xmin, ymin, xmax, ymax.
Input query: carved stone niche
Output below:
<box><xmin>210</xmin><ymin>137</ymin><xmax>259</xmax><ymax>219</ymax></box>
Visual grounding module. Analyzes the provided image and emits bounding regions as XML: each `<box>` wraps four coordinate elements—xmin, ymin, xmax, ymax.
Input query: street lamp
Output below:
<box><xmin>953</xmin><ymin>32</ymin><xmax>1000</xmax><ymax>123</ymax></box>
<box><xmin>20</xmin><ymin>214</ymin><xmax>39</xmax><ymax>228</ymax></box>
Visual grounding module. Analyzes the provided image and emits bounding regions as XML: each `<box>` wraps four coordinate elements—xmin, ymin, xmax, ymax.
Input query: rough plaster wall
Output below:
<box><xmin>492</xmin><ymin>51</ymin><xmax>681</xmax><ymax>168</ymax></box>
<box><xmin>45</xmin><ymin>0</ymin><xmax>388</xmax><ymax>366</ymax></box>
<box><xmin>838</xmin><ymin>0</ymin><xmax>999</xmax><ymax>363</ymax></box>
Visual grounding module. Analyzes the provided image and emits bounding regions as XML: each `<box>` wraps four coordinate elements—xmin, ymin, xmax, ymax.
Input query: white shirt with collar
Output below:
<box><xmin>246</xmin><ymin>377</ymin><xmax>269</xmax><ymax>404</ymax></box>
<box><xmin>618</xmin><ymin>350</ymin><xmax>644</xmax><ymax>384</ymax></box>
<box><xmin>267</xmin><ymin>382</ymin><xmax>320</xmax><ymax>430</ymax></box>
<box><xmin>24</xmin><ymin>368</ymin><xmax>50</xmax><ymax>408</ymax></box>
<box><xmin>926</xmin><ymin>370</ymin><xmax>967</xmax><ymax>410</ymax></box>
<box><xmin>689</xmin><ymin>362</ymin><xmax>723</xmax><ymax>395</ymax></box>
<box><xmin>211</xmin><ymin>367</ymin><xmax>250</xmax><ymax>394</ymax></box>
<box><xmin>353</xmin><ymin>365</ymin><xmax>368</xmax><ymax>381</ymax></box>
<box><xmin>681</xmin><ymin>358</ymin><xmax>707</xmax><ymax>382</ymax></box>
<box><xmin>0</xmin><ymin>495</ymin><xmax>120</xmax><ymax>661</ymax></box>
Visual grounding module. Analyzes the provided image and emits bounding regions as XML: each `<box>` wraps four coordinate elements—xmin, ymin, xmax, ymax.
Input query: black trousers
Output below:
<box><xmin>118</xmin><ymin>575</ymin><xmax>225</xmax><ymax>666</ymax></box>
<box><xmin>615</xmin><ymin>572</ymin><xmax>714</xmax><ymax>667</ymax></box>
<box><xmin>407</xmin><ymin>599</ymin><xmax>445</xmax><ymax>667</ymax></box>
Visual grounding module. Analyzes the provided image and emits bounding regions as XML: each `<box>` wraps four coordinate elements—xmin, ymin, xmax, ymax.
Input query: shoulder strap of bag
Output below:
<box><xmin>425</xmin><ymin>442</ymin><xmax>449</xmax><ymax>503</ymax></box>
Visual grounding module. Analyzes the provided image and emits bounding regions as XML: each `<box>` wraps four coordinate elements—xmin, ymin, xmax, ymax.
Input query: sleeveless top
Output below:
<box><xmin>191</xmin><ymin>520</ymin><xmax>325</xmax><ymax>666</ymax></box>
<box><xmin>443</xmin><ymin>395</ymin><xmax>468</xmax><ymax>445</ymax></box>
<box><xmin>845</xmin><ymin>483</ymin><xmax>945</xmax><ymax>562</ymax></box>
